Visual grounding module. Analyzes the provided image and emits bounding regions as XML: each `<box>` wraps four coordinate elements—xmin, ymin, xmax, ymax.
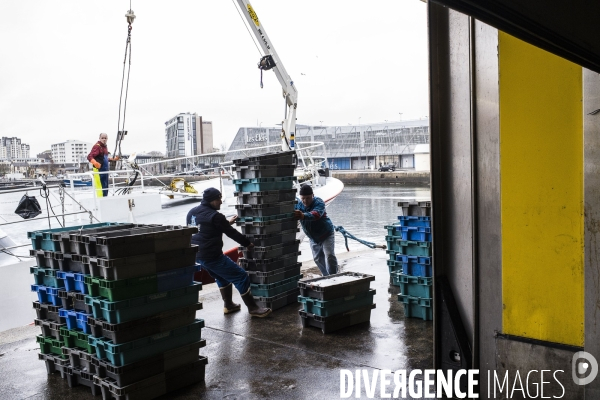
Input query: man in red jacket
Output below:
<box><xmin>87</xmin><ymin>133</ymin><xmax>118</xmax><ymax>197</ymax></box>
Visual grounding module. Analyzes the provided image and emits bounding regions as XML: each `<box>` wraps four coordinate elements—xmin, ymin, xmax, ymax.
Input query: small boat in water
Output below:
<box><xmin>63</xmin><ymin>178</ymin><xmax>92</xmax><ymax>187</ymax></box>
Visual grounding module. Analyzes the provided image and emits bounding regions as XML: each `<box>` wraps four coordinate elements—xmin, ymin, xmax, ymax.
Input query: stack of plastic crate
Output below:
<box><xmin>30</xmin><ymin>224</ymin><xmax>208</xmax><ymax>398</ymax></box>
<box><xmin>393</xmin><ymin>201</ymin><xmax>433</xmax><ymax>321</ymax></box>
<box><xmin>30</xmin><ymin>222</ymin><xmax>129</xmax><ymax>393</ymax></box>
<box><xmin>233</xmin><ymin>150</ymin><xmax>303</xmax><ymax>310</ymax></box>
<box><xmin>297</xmin><ymin>272</ymin><xmax>376</xmax><ymax>333</ymax></box>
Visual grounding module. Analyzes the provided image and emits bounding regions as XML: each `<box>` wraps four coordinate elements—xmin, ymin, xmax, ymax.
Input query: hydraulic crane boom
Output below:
<box><xmin>236</xmin><ymin>0</ymin><xmax>298</xmax><ymax>151</ymax></box>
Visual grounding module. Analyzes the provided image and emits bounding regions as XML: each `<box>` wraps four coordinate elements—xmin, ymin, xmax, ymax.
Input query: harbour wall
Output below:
<box><xmin>330</xmin><ymin>170</ymin><xmax>430</xmax><ymax>186</ymax></box>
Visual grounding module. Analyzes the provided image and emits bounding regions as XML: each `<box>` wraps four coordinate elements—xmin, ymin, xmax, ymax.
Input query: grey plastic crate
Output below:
<box><xmin>33</xmin><ymin>301</ymin><xmax>63</xmax><ymax>323</ymax></box>
<box><xmin>90</xmin><ymin>246</ymin><xmax>197</xmax><ymax>280</ymax></box>
<box><xmin>65</xmin><ymin>254</ymin><xmax>90</xmax><ymax>274</ymax></box>
<box><xmin>235</xmin><ymin>200</ymin><xmax>297</xmax><ymax>218</ymax></box>
<box><xmin>239</xmin><ymin>252</ymin><xmax>301</xmax><ymax>272</ymax></box>
<box><xmin>81</xmin><ymin>226</ymin><xmax>174</xmax><ymax>257</ymax></box>
<box><xmin>65</xmin><ymin>366</ymin><xmax>101</xmax><ymax>396</ymax></box>
<box><xmin>254</xmin><ymin>287</ymin><xmax>300</xmax><ymax>311</ymax></box>
<box><xmin>244</xmin><ymin>229</ymin><xmax>298</xmax><ymax>247</ymax></box>
<box><xmin>95</xmin><ymin>357</ymin><xmax>207</xmax><ymax>400</ymax></box>
<box><xmin>299</xmin><ymin>303</ymin><xmax>376</xmax><ymax>333</ymax></box>
<box><xmin>88</xmin><ymin>303</ymin><xmax>202</xmax><ymax>344</ymax></box>
<box><xmin>397</xmin><ymin>201</ymin><xmax>432</xmax><ymax>217</ymax></box>
<box><xmin>238</xmin><ymin>217</ymin><xmax>298</xmax><ymax>235</ymax></box>
<box><xmin>91</xmin><ymin>340</ymin><xmax>206</xmax><ymax>387</ymax></box>
<box><xmin>247</xmin><ymin>263</ymin><xmax>302</xmax><ymax>284</ymax></box>
<box><xmin>54</xmin><ymin>224</ymin><xmax>138</xmax><ymax>254</ymax></box>
<box><xmin>235</xmin><ymin>188</ymin><xmax>298</xmax><ymax>205</ymax></box>
<box><xmin>58</xmin><ymin>290</ymin><xmax>91</xmax><ymax>313</ymax></box>
<box><xmin>298</xmin><ymin>272</ymin><xmax>375</xmax><ymax>300</ymax></box>
<box><xmin>63</xmin><ymin>347</ymin><xmax>96</xmax><ymax>374</ymax></box>
<box><xmin>38</xmin><ymin>352</ymin><xmax>70</xmax><ymax>378</ymax></box>
<box><xmin>34</xmin><ymin>318</ymin><xmax>65</xmax><ymax>340</ymax></box>
<box><xmin>234</xmin><ymin>164</ymin><xmax>296</xmax><ymax>179</ymax></box>
<box><xmin>240</xmin><ymin>240</ymin><xmax>300</xmax><ymax>260</ymax></box>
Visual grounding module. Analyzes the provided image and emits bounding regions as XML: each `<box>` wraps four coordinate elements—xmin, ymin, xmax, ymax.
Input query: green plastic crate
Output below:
<box><xmin>394</xmin><ymin>273</ymin><xmax>433</xmax><ymax>298</ymax></box>
<box><xmin>397</xmin><ymin>294</ymin><xmax>432</xmax><ymax>321</ymax></box>
<box><xmin>250</xmin><ymin>274</ymin><xmax>302</xmax><ymax>297</ymax></box>
<box><xmin>60</xmin><ymin>327</ymin><xmax>95</xmax><ymax>353</ymax></box>
<box><xmin>397</xmin><ymin>240</ymin><xmax>432</xmax><ymax>257</ymax></box>
<box><xmin>387</xmin><ymin>259</ymin><xmax>403</xmax><ymax>274</ymax></box>
<box><xmin>36</xmin><ymin>335</ymin><xmax>68</xmax><ymax>359</ymax></box>
<box><xmin>298</xmin><ymin>289</ymin><xmax>376</xmax><ymax>317</ymax></box>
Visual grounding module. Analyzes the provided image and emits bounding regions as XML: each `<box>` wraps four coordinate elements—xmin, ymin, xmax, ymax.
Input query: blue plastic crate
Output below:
<box><xmin>397</xmin><ymin>216</ymin><xmax>431</xmax><ymax>227</ymax></box>
<box><xmin>250</xmin><ymin>274</ymin><xmax>303</xmax><ymax>298</ymax></box>
<box><xmin>89</xmin><ymin>319</ymin><xmax>204</xmax><ymax>366</ymax></box>
<box><xmin>400</xmin><ymin>226</ymin><xmax>432</xmax><ymax>242</ymax></box>
<box><xmin>397</xmin><ymin>294</ymin><xmax>432</xmax><ymax>320</ymax></box>
<box><xmin>56</xmin><ymin>271</ymin><xmax>88</xmax><ymax>294</ymax></box>
<box><xmin>30</xmin><ymin>267</ymin><xmax>65</xmax><ymax>288</ymax></box>
<box><xmin>397</xmin><ymin>240</ymin><xmax>432</xmax><ymax>257</ymax></box>
<box><xmin>396</xmin><ymin>254</ymin><xmax>432</xmax><ymax>277</ymax></box>
<box><xmin>233</xmin><ymin>176</ymin><xmax>295</xmax><ymax>192</ymax></box>
<box><xmin>31</xmin><ymin>284</ymin><xmax>62</xmax><ymax>306</ymax></box>
<box><xmin>85</xmin><ymin>282</ymin><xmax>202</xmax><ymax>324</ymax></box>
<box><xmin>28</xmin><ymin>223</ymin><xmax>119</xmax><ymax>251</ymax></box>
<box><xmin>59</xmin><ymin>309</ymin><xmax>93</xmax><ymax>334</ymax></box>
<box><xmin>298</xmin><ymin>289</ymin><xmax>376</xmax><ymax>317</ymax></box>
<box><xmin>396</xmin><ymin>274</ymin><xmax>433</xmax><ymax>298</ymax></box>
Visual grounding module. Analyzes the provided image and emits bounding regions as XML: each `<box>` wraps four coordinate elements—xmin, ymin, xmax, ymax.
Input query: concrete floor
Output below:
<box><xmin>0</xmin><ymin>250</ymin><xmax>433</xmax><ymax>400</ymax></box>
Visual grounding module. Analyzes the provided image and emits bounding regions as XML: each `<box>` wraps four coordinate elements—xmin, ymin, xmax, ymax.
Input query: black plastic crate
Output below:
<box><xmin>33</xmin><ymin>301</ymin><xmax>64</xmax><ymax>323</ymax></box>
<box><xmin>89</xmin><ymin>246</ymin><xmax>197</xmax><ymax>281</ymax></box>
<box><xmin>95</xmin><ymin>357</ymin><xmax>207</xmax><ymax>400</ymax></box>
<box><xmin>235</xmin><ymin>200</ymin><xmax>297</xmax><ymax>218</ymax></box>
<box><xmin>29</xmin><ymin>249</ymin><xmax>46</xmax><ymax>267</ymax></box>
<box><xmin>65</xmin><ymin>254</ymin><xmax>90</xmax><ymax>273</ymax></box>
<box><xmin>234</xmin><ymin>164</ymin><xmax>296</xmax><ymax>179</ymax></box>
<box><xmin>38</xmin><ymin>352</ymin><xmax>70</xmax><ymax>378</ymax></box>
<box><xmin>82</xmin><ymin>226</ymin><xmax>174</xmax><ymax>257</ymax></box>
<box><xmin>247</xmin><ymin>263</ymin><xmax>302</xmax><ymax>284</ymax></box>
<box><xmin>92</xmin><ymin>340</ymin><xmax>206</xmax><ymax>387</ymax></box>
<box><xmin>238</xmin><ymin>217</ymin><xmax>298</xmax><ymax>235</ymax></box>
<box><xmin>65</xmin><ymin>366</ymin><xmax>101</xmax><ymax>396</ymax></box>
<box><xmin>233</xmin><ymin>150</ymin><xmax>296</xmax><ymax>167</ymax></box>
<box><xmin>240</xmin><ymin>240</ymin><xmax>300</xmax><ymax>260</ymax></box>
<box><xmin>53</xmin><ymin>223</ymin><xmax>138</xmax><ymax>254</ymax></box>
<box><xmin>254</xmin><ymin>287</ymin><xmax>300</xmax><ymax>311</ymax></box>
<box><xmin>93</xmin><ymin>226</ymin><xmax>197</xmax><ymax>259</ymax></box>
<box><xmin>239</xmin><ymin>252</ymin><xmax>301</xmax><ymax>272</ymax></box>
<box><xmin>58</xmin><ymin>290</ymin><xmax>92</xmax><ymax>313</ymax></box>
<box><xmin>299</xmin><ymin>303</ymin><xmax>376</xmax><ymax>333</ymax></box>
<box><xmin>235</xmin><ymin>188</ymin><xmax>298</xmax><ymax>205</ymax></box>
<box><xmin>298</xmin><ymin>272</ymin><xmax>375</xmax><ymax>300</ymax></box>
<box><xmin>63</xmin><ymin>347</ymin><xmax>96</xmax><ymax>374</ymax></box>
<box><xmin>244</xmin><ymin>229</ymin><xmax>298</xmax><ymax>247</ymax></box>
<box><xmin>88</xmin><ymin>303</ymin><xmax>202</xmax><ymax>344</ymax></box>
<box><xmin>34</xmin><ymin>318</ymin><xmax>65</xmax><ymax>340</ymax></box>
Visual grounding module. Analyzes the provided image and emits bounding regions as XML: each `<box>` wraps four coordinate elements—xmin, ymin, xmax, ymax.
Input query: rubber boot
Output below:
<box><xmin>219</xmin><ymin>283</ymin><xmax>241</xmax><ymax>314</ymax></box>
<box><xmin>241</xmin><ymin>289</ymin><xmax>272</xmax><ymax>318</ymax></box>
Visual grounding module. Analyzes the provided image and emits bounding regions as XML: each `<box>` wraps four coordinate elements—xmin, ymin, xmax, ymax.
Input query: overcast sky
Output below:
<box><xmin>0</xmin><ymin>1</ymin><xmax>429</xmax><ymax>157</ymax></box>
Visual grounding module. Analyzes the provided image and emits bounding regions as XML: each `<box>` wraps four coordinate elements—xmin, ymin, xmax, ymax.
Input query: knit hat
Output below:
<box><xmin>202</xmin><ymin>187</ymin><xmax>222</xmax><ymax>202</ymax></box>
<box><xmin>299</xmin><ymin>185</ymin><xmax>313</xmax><ymax>196</ymax></box>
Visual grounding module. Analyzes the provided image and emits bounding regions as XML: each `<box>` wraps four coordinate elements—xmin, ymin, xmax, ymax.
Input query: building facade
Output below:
<box><xmin>227</xmin><ymin>119</ymin><xmax>430</xmax><ymax>170</ymax></box>
<box><xmin>51</xmin><ymin>140</ymin><xmax>92</xmax><ymax>164</ymax></box>
<box><xmin>164</xmin><ymin>113</ymin><xmax>213</xmax><ymax>158</ymax></box>
<box><xmin>0</xmin><ymin>137</ymin><xmax>30</xmax><ymax>160</ymax></box>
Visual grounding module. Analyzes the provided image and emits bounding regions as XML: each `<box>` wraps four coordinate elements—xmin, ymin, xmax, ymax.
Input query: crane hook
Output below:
<box><xmin>125</xmin><ymin>9</ymin><xmax>136</xmax><ymax>25</ymax></box>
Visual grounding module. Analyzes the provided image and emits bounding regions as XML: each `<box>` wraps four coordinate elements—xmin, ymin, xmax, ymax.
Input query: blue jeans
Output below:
<box><xmin>196</xmin><ymin>254</ymin><xmax>250</xmax><ymax>294</ymax></box>
<box><xmin>310</xmin><ymin>234</ymin><xmax>338</xmax><ymax>276</ymax></box>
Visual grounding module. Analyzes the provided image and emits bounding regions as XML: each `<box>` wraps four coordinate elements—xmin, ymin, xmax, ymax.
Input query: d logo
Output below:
<box><xmin>572</xmin><ymin>351</ymin><xmax>598</xmax><ymax>385</ymax></box>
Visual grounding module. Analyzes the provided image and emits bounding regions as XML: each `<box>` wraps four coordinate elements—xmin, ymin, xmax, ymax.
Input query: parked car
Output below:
<box><xmin>378</xmin><ymin>164</ymin><xmax>396</xmax><ymax>172</ymax></box>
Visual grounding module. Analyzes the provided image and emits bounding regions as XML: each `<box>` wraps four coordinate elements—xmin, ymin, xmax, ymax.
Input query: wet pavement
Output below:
<box><xmin>0</xmin><ymin>250</ymin><xmax>433</xmax><ymax>400</ymax></box>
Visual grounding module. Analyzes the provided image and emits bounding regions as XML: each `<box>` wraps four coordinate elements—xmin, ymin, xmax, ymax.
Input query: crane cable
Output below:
<box><xmin>114</xmin><ymin>6</ymin><xmax>136</xmax><ymax>164</ymax></box>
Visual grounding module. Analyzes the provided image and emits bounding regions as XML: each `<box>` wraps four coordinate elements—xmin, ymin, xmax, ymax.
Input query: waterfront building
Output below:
<box><xmin>226</xmin><ymin>119</ymin><xmax>429</xmax><ymax>170</ymax></box>
<box><xmin>164</xmin><ymin>113</ymin><xmax>214</xmax><ymax>158</ymax></box>
<box><xmin>50</xmin><ymin>140</ymin><xmax>92</xmax><ymax>164</ymax></box>
<box><xmin>0</xmin><ymin>137</ymin><xmax>30</xmax><ymax>160</ymax></box>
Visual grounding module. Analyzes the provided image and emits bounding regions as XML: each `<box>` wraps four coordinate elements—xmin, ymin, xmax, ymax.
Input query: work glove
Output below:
<box><xmin>110</xmin><ymin>156</ymin><xmax>120</xmax><ymax>162</ymax></box>
<box><xmin>91</xmin><ymin>160</ymin><xmax>101</xmax><ymax>169</ymax></box>
<box><xmin>293</xmin><ymin>210</ymin><xmax>304</xmax><ymax>220</ymax></box>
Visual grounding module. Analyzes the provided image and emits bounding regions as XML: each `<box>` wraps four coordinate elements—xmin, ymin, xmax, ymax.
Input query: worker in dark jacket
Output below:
<box><xmin>186</xmin><ymin>187</ymin><xmax>271</xmax><ymax>318</ymax></box>
<box><xmin>294</xmin><ymin>185</ymin><xmax>338</xmax><ymax>276</ymax></box>
<box><xmin>87</xmin><ymin>133</ymin><xmax>118</xmax><ymax>197</ymax></box>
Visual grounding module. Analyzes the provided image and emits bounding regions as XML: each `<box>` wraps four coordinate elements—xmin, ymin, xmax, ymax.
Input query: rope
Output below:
<box><xmin>334</xmin><ymin>225</ymin><xmax>386</xmax><ymax>251</ymax></box>
<box><xmin>38</xmin><ymin>184</ymin><xmax>63</xmax><ymax>229</ymax></box>
<box><xmin>114</xmin><ymin>21</ymin><xmax>133</xmax><ymax>160</ymax></box>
